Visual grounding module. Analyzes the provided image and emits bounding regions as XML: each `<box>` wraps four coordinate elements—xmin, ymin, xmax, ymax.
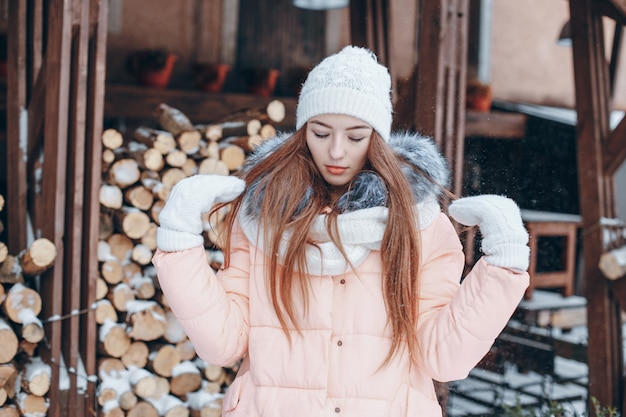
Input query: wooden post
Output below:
<box><xmin>349</xmin><ymin>0</ymin><xmax>393</xmax><ymax>86</ymax></box>
<box><xmin>569</xmin><ymin>0</ymin><xmax>624</xmax><ymax>413</ymax></box>
<box><xmin>39</xmin><ymin>2</ymin><xmax>73</xmax><ymax>417</ymax></box>
<box><xmin>82</xmin><ymin>1</ymin><xmax>109</xmax><ymax>411</ymax></box>
<box><xmin>6</xmin><ymin>0</ymin><xmax>28</xmax><ymax>255</ymax></box>
<box><xmin>414</xmin><ymin>1</ymin><xmax>445</xmax><ymax>146</ymax></box>
<box><xmin>444</xmin><ymin>0</ymin><xmax>468</xmax><ymax>197</ymax></box>
<box><xmin>413</xmin><ymin>0</ymin><xmax>468</xmax><ymax>197</ymax></box>
<box><xmin>63</xmin><ymin>0</ymin><xmax>92</xmax><ymax>414</ymax></box>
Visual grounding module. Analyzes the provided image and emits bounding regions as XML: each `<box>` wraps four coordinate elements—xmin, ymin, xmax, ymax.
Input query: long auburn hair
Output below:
<box><xmin>215</xmin><ymin>128</ymin><xmax>423</xmax><ymax>365</ymax></box>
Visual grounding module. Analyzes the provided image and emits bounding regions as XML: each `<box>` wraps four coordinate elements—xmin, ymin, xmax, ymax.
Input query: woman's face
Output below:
<box><xmin>305</xmin><ymin>114</ymin><xmax>373</xmax><ymax>189</ymax></box>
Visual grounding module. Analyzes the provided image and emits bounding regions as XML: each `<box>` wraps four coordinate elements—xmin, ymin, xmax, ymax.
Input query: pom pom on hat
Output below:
<box><xmin>296</xmin><ymin>46</ymin><xmax>393</xmax><ymax>142</ymax></box>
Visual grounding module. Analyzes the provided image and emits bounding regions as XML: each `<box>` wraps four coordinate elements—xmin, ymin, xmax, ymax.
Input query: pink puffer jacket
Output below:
<box><xmin>152</xmin><ymin>212</ymin><xmax>529</xmax><ymax>417</ymax></box>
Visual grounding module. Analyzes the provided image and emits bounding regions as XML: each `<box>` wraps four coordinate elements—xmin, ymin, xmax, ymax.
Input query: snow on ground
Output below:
<box><xmin>448</xmin><ymin>289</ymin><xmax>596</xmax><ymax>416</ymax></box>
<box><xmin>448</xmin><ymin>356</ymin><xmax>589</xmax><ymax>416</ymax></box>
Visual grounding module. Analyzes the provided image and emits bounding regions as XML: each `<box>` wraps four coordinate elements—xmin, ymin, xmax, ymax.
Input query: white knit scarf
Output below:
<box><xmin>238</xmin><ymin>198</ymin><xmax>440</xmax><ymax>276</ymax></box>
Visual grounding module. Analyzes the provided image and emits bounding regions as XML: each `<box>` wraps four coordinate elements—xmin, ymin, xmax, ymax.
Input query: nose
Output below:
<box><xmin>329</xmin><ymin>135</ymin><xmax>346</xmax><ymax>160</ymax></box>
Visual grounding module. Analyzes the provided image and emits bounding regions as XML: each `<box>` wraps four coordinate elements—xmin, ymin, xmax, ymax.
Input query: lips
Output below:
<box><xmin>326</xmin><ymin>166</ymin><xmax>347</xmax><ymax>175</ymax></box>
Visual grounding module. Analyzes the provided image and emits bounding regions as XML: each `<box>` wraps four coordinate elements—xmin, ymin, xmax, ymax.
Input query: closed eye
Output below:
<box><xmin>349</xmin><ymin>137</ymin><xmax>366</xmax><ymax>142</ymax></box>
<box><xmin>313</xmin><ymin>131</ymin><xmax>329</xmax><ymax>138</ymax></box>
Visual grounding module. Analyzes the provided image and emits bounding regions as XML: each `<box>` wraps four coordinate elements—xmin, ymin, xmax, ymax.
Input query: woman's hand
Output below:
<box><xmin>156</xmin><ymin>175</ymin><xmax>246</xmax><ymax>252</ymax></box>
<box><xmin>449</xmin><ymin>195</ymin><xmax>530</xmax><ymax>271</ymax></box>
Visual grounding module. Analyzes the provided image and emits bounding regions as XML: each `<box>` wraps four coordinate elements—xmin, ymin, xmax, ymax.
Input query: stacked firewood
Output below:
<box><xmin>96</xmin><ymin>101</ymin><xmax>285</xmax><ymax>416</ymax></box>
<box><xmin>0</xmin><ymin>194</ymin><xmax>58</xmax><ymax>417</ymax></box>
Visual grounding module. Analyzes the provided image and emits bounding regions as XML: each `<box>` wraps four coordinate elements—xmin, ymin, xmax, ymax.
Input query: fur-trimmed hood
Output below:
<box><xmin>240</xmin><ymin>131</ymin><xmax>450</xmax><ymax>217</ymax></box>
<box><xmin>237</xmin><ymin>131</ymin><xmax>450</xmax><ymax>275</ymax></box>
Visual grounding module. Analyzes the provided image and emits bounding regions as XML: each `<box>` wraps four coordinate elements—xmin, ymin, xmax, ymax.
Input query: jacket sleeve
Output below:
<box><xmin>415</xmin><ymin>212</ymin><xmax>529</xmax><ymax>382</ymax></box>
<box><xmin>151</xmin><ymin>220</ymin><xmax>251</xmax><ymax>366</ymax></box>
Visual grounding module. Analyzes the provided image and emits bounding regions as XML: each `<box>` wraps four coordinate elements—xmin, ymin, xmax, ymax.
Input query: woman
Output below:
<box><xmin>152</xmin><ymin>46</ymin><xmax>530</xmax><ymax>417</ymax></box>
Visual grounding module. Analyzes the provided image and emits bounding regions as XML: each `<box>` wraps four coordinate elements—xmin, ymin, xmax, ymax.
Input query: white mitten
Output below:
<box><xmin>448</xmin><ymin>194</ymin><xmax>530</xmax><ymax>271</ymax></box>
<box><xmin>157</xmin><ymin>175</ymin><xmax>246</xmax><ymax>252</ymax></box>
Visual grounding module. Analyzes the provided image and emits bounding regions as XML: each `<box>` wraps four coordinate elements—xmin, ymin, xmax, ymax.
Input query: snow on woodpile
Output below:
<box><xmin>0</xmin><ymin>103</ymin><xmax>285</xmax><ymax>416</ymax></box>
<box><xmin>0</xmin><ymin>198</ymin><xmax>59</xmax><ymax>416</ymax></box>
<box><xmin>92</xmin><ymin>101</ymin><xmax>285</xmax><ymax>415</ymax></box>
<box><xmin>0</xmin><ymin>102</ymin><xmax>282</xmax><ymax>415</ymax></box>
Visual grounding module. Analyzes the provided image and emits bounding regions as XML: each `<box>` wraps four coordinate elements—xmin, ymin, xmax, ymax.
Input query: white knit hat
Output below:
<box><xmin>296</xmin><ymin>46</ymin><xmax>393</xmax><ymax>142</ymax></box>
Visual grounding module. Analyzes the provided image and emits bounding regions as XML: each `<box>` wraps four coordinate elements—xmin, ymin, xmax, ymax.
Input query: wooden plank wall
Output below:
<box><xmin>236</xmin><ymin>0</ymin><xmax>326</xmax><ymax>96</ymax></box>
<box><xmin>5</xmin><ymin>1</ymin><xmax>108</xmax><ymax>416</ymax></box>
<box><xmin>349</xmin><ymin>0</ymin><xmax>392</xmax><ymax>69</ymax></box>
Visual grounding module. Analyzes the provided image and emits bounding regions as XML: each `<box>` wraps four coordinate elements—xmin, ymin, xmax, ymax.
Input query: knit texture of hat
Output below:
<box><xmin>296</xmin><ymin>46</ymin><xmax>392</xmax><ymax>142</ymax></box>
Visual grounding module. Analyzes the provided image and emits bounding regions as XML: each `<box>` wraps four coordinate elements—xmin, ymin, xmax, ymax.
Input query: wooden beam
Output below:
<box><xmin>193</xmin><ymin>0</ymin><xmax>223</xmax><ymax>63</ymax></box>
<box><xmin>104</xmin><ymin>84</ymin><xmax>298</xmax><ymax>128</ymax></box>
<box><xmin>609</xmin><ymin>276</ymin><xmax>626</xmax><ymax>308</ymax></box>
<box><xmin>414</xmin><ymin>0</ymin><xmax>446</xmax><ymax>145</ymax></box>
<box><xmin>608</xmin><ymin>0</ymin><xmax>626</xmax><ymax>16</ymax></box>
<box><xmin>62</xmin><ymin>0</ymin><xmax>91</xmax><ymax>413</ymax></box>
<box><xmin>27</xmin><ymin>62</ymin><xmax>46</xmax><ymax>160</ymax></box>
<box><xmin>80</xmin><ymin>1</ymin><xmax>108</xmax><ymax>414</ymax></box>
<box><xmin>348</xmin><ymin>0</ymin><xmax>392</xmax><ymax>74</ymax></box>
<box><xmin>608</xmin><ymin>24</ymin><xmax>622</xmax><ymax>94</ymax></box>
<box><xmin>29</xmin><ymin>0</ymin><xmax>44</xmax><ymax>88</ymax></box>
<box><xmin>349</xmin><ymin>0</ymin><xmax>369</xmax><ymax>48</ymax></box>
<box><xmin>442</xmin><ymin>0</ymin><xmax>468</xmax><ymax>196</ymax></box>
<box><xmin>464</xmin><ymin>110</ymin><xmax>527</xmax><ymax>138</ymax></box>
<box><xmin>6</xmin><ymin>0</ymin><xmax>28</xmax><ymax>254</ymax></box>
<box><xmin>596</xmin><ymin>0</ymin><xmax>626</xmax><ymax>25</ymax></box>
<box><xmin>219</xmin><ymin>0</ymin><xmax>240</xmax><ymax>65</ymax></box>
<box><xmin>603</xmin><ymin>115</ymin><xmax>626</xmax><ymax>176</ymax></box>
<box><xmin>372</xmin><ymin>0</ymin><xmax>391</xmax><ymax>67</ymax></box>
<box><xmin>569</xmin><ymin>0</ymin><xmax>622</xmax><ymax>412</ymax></box>
<box><xmin>39</xmin><ymin>2</ymin><xmax>73</xmax><ymax>416</ymax></box>
<box><xmin>413</xmin><ymin>0</ymin><xmax>468</xmax><ymax>196</ymax></box>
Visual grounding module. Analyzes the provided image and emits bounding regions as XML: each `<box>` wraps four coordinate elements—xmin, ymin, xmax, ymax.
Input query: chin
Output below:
<box><xmin>324</xmin><ymin>178</ymin><xmax>349</xmax><ymax>187</ymax></box>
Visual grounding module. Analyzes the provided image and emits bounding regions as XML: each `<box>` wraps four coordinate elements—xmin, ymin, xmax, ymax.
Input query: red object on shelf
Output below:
<box><xmin>466</xmin><ymin>80</ymin><xmax>492</xmax><ymax>112</ymax></box>
<box><xmin>194</xmin><ymin>63</ymin><xmax>231</xmax><ymax>93</ymax></box>
<box><xmin>138</xmin><ymin>54</ymin><xmax>178</xmax><ymax>88</ymax></box>
<box><xmin>247</xmin><ymin>68</ymin><xmax>280</xmax><ymax>97</ymax></box>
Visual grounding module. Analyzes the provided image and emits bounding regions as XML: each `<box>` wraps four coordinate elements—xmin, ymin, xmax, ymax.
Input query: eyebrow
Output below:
<box><xmin>309</xmin><ymin>120</ymin><xmax>372</xmax><ymax>130</ymax></box>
